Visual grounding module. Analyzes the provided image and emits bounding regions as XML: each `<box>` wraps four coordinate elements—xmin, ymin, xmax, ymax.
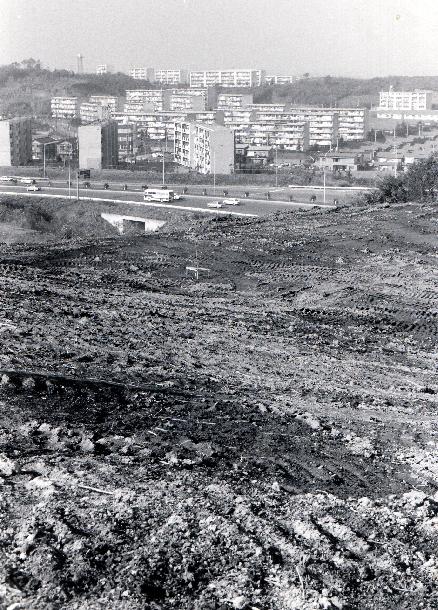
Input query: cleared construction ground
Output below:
<box><xmin>0</xmin><ymin>197</ymin><xmax>437</xmax><ymax>609</ymax></box>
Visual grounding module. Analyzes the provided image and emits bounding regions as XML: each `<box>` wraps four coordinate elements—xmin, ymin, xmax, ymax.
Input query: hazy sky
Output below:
<box><xmin>2</xmin><ymin>0</ymin><xmax>438</xmax><ymax>77</ymax></box>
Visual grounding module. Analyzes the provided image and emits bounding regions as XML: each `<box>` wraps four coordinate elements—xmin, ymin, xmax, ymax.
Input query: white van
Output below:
<box><xmin>143</xmin><ymin>189</ymin><xmax>174</xmax><ymax>202</ymax></box>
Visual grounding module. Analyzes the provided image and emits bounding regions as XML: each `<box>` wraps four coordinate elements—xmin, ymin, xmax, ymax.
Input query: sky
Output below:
<box><xmin>1</xmin><ymin>0</ymin><xmax>438</xmax><ymax>77</ymax></box>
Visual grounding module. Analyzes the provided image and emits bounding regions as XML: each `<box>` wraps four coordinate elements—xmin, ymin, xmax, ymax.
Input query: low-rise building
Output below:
<box><xmin>78</xmin><ymin>120</ymin><xmax>118</xmax><ymax>169</ymax></box>
<box><xmin>32</xmin><ymin>136</ymin><xmax>58</xmax><ymax>161</ymax></box>
<box><xmin>0</xmin><ymin>117</ymin><xmax>32</xmax><ymax>166</ymax></box>
<box><xmin>51</xmin><ymin>97</ymin><xmax>79</xmax><ymax>119</ymax></box>
<box><xmin>317</xmin><ymin>151</ymin><xmax>365</xmax><ymax>172</ymax></box>
<box><xmin>174</xmin><ymin>120</ymin><xmax>235</xmax><ymax>174</ymax></box>
<box><xmin>56</xmin><ymin>138</ymin><xmax>77</xmax><ymax>162</ymax></box>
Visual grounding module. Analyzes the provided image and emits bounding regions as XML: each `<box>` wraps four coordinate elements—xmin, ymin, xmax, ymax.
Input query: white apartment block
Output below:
<box><xmin>190</xmin><ymin>69</ymin><xmax>266</xmax><ymax>88</ymax></box>
<box><xmin>129</xmin><ymin>67</ymin><xmax>151</xmax><ymax>80</ymax></box>
<box><xmin>96</xmin><ymin>64</ymin><xmax>113</xmax><ymax>75</ymax></box>
<box><xmin>113</xmin><ymin>110</ymin><xmax>188</xmax><ymax>140</ymax></box>
<box><xmin>154</xmin><ymin>69</ymin><xmax>189</xmax><ymax>85</ymax></box>
<box><xmin>125</xmin><ymin>89</ymin><xmax>167</xmax><ymax>112</ymax></box>
<box><xmin>0</xmin><ymin>117</ymin><xmax>32</xmax><ymax>166</ymax></box>
<box><xmin>51</xmin><ymin>97</ymin><xmax>79</xmax><ymax>119</ymax></box>
<box><xmin>168</xmin><ymin>92</ymin><xmax>206</xmax><ymax>112</ymax></box>
<box><xmin>174</xmin><ymin>121</ymin><xmax>235</xmax><ymax>174</ymax></box>
<box><xmin>80</xmin><ymin>102</ymin><xmax>111</xmax><ymax>124</ymax></box>
<box><xmin>266</xmin><ymin>75</ymin><xmax>297</xmax><ymax>85</ymax></box>
<box><xmin>217</xmin><ymin>93</ymin><xmax>254</xmax><ymax>109</ymax></box>
<box><xmin>89</xmin><ymin>96</ymin><xmax>118</xmax><ymax>112</ymax></box>
<box><xmin>378</xmin><ymin>88</ymin><xmax>432</xmax><ymax>111</ymax></box>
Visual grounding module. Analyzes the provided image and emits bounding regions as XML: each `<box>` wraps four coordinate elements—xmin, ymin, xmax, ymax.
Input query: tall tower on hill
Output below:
<box><xmin>77</xmin><ymin>54</ymin><xmax>84</xmax><ymax>74</ymax></box>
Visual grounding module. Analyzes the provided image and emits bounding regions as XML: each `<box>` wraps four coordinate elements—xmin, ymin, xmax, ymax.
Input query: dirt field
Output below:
<box><xmin>0</xmin><ymin>199</ymin><xmax>437</xmax><ymax>609</ymax></box>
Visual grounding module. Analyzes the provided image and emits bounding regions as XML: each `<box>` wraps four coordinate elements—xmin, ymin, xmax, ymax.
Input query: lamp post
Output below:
<box><xmin>275</xmin><ymin>144</ymin><xmax>278</xmax><ymax>188</ymax></box>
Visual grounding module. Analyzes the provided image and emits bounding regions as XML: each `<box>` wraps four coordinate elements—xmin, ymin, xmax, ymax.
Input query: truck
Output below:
<box><xmin>143</xmin><ymin>188</ymin><xmax>174</xmax><ymax>202</ymax></box>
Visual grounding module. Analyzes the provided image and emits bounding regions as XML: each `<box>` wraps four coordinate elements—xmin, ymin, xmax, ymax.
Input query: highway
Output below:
<box><xmin>0</xmin><ymin>184</ymin><xmax>337</xmax><ymax>217</ymax></box>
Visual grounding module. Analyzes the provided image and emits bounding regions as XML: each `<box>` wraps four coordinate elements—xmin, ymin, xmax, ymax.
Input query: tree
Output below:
<box><xmin>403</xmin><ymin>154</ymin><xmax>438</xmax><ymax>202</ymax></box>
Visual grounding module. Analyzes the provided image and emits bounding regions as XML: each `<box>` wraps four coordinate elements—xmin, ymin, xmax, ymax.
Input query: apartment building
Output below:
<box><xmin>217</xmin><ymin>93</ymin><xmax>254</xmax><ymax>109</ymax></box>
<box><xmin>174</xmin><ymin>120</ymin><xmax>235</xmax><ymax>174</ymax></box>
<box><xmin>154</xmin><ymin>69</ymin><xmax>189</xmax><ymax>85</ymax></box>
<box><xmin>378</xmin><ymin>87</ymin><xmax>433</xmax><ymax>111</ymax></box>
<box><xmin>113</xmin><ymin>110</ymin><xmax>187</xmax><ymax>140</ymax></box>
<box><xmin>129</xmin><ymin>67</ymin><xmax>152</xmax><ymax>80</ymax></box>
<box><xmin>166</xmin><ymin>89</ymin><xmax>208</xmax><ymax>112</ymax></box>
<box><xmin>78</xmin><ymin>120</ymin><xmax>118</xmax><ymax>169</ymax></box>
<box><xmin>96</xmin><ymin>64</ymin><xmax>113</xmax><ymax>75</ymax></box>
<box><xmin>266</xmin><ymin>75</ymin><xmax>296</xmax><ymax>85</ymax></box>
<box><xmin>125</xmin><ymin>89</ymin><xmax>168</xmax><ymax>112</ymax></box>
<box><xmin>51</xmin><ymin>97</ymin><xmax>79</xmax><ymax>119</ymax></box>
<box><xmin>0</xmin><ymin>117</ymin><xmax>32</xmax><ymax>165</ymax></box>
<box><xmin>117</xmin><ymin>122</ymin><xmax>136</xmax><ymax>160</ymax></box>
<box><xmin>80</xmin><ymin>102</ymin><xmax>112</xmax><ymax>124</ymax></box>
<box><xmin>89</xmin><ymin>96</ymin><xmax>118</xmax><ymax>113</ymax></box>
<box><xmin>189</xmin><ymin>69</ymin><xmax>265</xmax><ymax>88</ymax></box>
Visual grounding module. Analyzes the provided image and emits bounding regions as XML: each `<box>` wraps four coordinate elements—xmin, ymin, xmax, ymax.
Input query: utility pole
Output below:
<box><xmin>213</xmin><ymin>150</ymin><xmax>216</xmax><ymax>194</ymax></box>
<box><xmin>68</xmin><ymin>160</ymin><xmax>71</xmax><ymax>199</ymax></box>
<box><xmin>275</xmin><ymin>145</ymin><xmax>278</xmax><ymax>188</ymax></box>
<box><xmin>76</xmin><ymin>171</ymin><xmax>79</xmax><ymax>201</ymax></box>
<box><xmin>162</xmin><ymin>128</ymin><xmax>167</xmax><ymax>186</ymax></box>
<box><xmin>43</xmin><ymin>142</ymin><xmax>47</xmax><ymax>178</ymax></box>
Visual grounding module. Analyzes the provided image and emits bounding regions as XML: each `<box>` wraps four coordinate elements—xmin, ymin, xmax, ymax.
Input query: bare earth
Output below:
<box><xmin>0</xmin><ymin>200</ymin><xmax>437</xmax><ymax>609</ymax></box>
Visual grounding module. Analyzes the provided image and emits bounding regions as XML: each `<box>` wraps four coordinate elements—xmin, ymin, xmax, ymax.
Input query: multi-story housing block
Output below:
<box><xmin>80</xmin><ymin>102</ymin><xmax>112</xmax><ymax>124</ymax></box>
<box><xmin>117</xmin><ymin>122</ymin><xmax>137</xmax><ymax>160</ymax></box>
<box><xmin>174</xmin><ymin>120</ymin><xmax>235</xmax><ymax>174</ymax></box>
<box><xmin>266</xmin><ymin>75</ymin><xmax>297</xmax><ymax>85</ymax></box>
<box><xmin>96</xmin><ymin>64</ymin><xmax>113</xmax><ymax>75</ymax></box>
<box><xmin>378</xmin><ymin>87</ymin><xmax>433</xmax><ymax>111</ymax></box>
<box><xmin>129</xmin><ymin>67</ymin><xmax>152</xmax><ymax>80</ymax></box>
<box><xmin>166</xmin><ymin>90</ymin><xmax>206</xmax><ymax>112</ymax></box>
<box><xmin>51</xmin><ymin>97</ymin><xmax>79</xmax><ymax>119</ymax></box>
<box><xmin>113</xmin><ymin>110</ymin><xmax>188</xmax><ymax>141</ymax></box>
<box><xmin>0</xmin><ymin>117</ymin><xmax>32</xmax><ymax>165</ymax></box>
<box><xmin>125</xmin><ymin>89</ymin><xmax>168</xmax><ymax>112</ymax></box>
<box><xmin>154</xmin><ymin>69</ymin><xmax>189</xmax><ymax>85</ymax></box>
<box><xmin>89</xmin><ymin>96</ymin><xmax>118</xmax><ymax>113</ymax></box>
<box><xmin>78</xmin><ymin>120</ymin><xmax>118</xmax><ymax>169</ymax></box>
<box><xmin>217</xmin><ymin>93</ymin><xmax>253</xmax><ymax>109</ymax></box>
<box><xmin>190</xmin><ymin>69</ymin><xmax>265</xmax><ymax>88</ymax></box>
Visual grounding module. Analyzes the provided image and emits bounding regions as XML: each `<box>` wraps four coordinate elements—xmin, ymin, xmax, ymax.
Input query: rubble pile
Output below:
<box><xmin>0</xmin><ymin>200</ymin><xmax>437</xmax><ymax>609</ymax></box>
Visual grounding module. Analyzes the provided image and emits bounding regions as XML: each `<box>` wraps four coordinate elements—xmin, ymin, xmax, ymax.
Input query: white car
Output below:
<box><xmin>173</xmin><ymin>193</ymin><xmax>183</xmax><ymax>200</ymax></box>
<box><xmin>222</xmin><ymin>198</ymin><xmax>240</xmax><ymax>206</ymax></box>
<box><xmin>207</xmin><ymin>201</ymin><xmax>223</xmax><ymax>209</ymax></box>
<box><xmin>0</xmin><ymin>176</ymin><xmax>17</xmax><ymax>183</ymax></box>
<box><xmin>26</xmin><ymin>185</ymin><xmax>41</xmax><ymax>192</ymax></box>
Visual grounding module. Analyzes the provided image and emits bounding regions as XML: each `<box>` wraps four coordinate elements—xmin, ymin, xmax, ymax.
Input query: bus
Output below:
<box><xmin>143</xmin><ymin>188</ymin><xmax>174</xmax><ymax>202</ymax></box>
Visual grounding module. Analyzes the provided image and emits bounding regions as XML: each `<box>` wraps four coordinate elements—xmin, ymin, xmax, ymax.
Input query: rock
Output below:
<box><xmin>0</xmin><ymin>454</ymin><xmax>15</xmax><ymax>476</ymax></box>
<box><xmin>232</xmin><ymin>596</ymin><xmax>248</xmax><ymax>609</ymax></box>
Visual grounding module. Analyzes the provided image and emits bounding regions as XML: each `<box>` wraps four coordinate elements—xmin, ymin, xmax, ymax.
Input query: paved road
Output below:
<box><xmin>0</xmin><ymin>184</ymin><xmax>336</xmax><ymax>217</ymax></box>
<box><xmin>3</xmin><ymin>176</ymin><xmax>369</xmax><ymax>205</ymax></box>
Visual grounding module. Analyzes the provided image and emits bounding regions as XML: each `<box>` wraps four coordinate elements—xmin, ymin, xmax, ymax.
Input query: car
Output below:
<box><xmin>26</xmin><ymin>185</ymin><xmax>41</xmax><ymax>192</ymax></box>
<box><xmin>20</xmin><ymin>178</ymin><xmax>35</xmax><ymax>185</ymax></box>
<box><xmin>222</xmin><ymin>198</ymin><xmax>240</xmax><ymax>206</ymax></box>
<box><xmin>0</xmin><ymin>176</ymin><xmax>17</xmax><ymax>183</ymax></box>
<box><xmin>207</xmin><ymin>201</ymin><xmax>223</xmax><ymax>209</ymax></box>
<box><xmin>173</xmin><ymin>193</ymin><xmax>183</xmax><ymax>200</ymax></box>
